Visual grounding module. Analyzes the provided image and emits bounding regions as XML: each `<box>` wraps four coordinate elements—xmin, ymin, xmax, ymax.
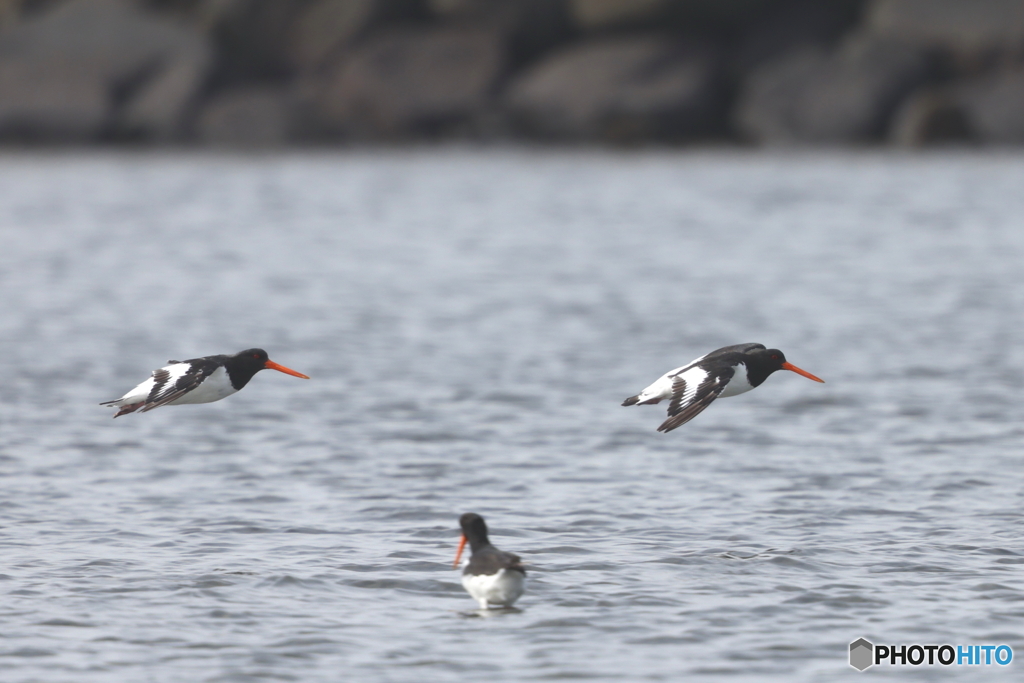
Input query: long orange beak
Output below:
<box><xmin>781</xmin><ymin>361</ymin><xmax>824</xmax><ymax>383</ymax></box>
<box><xmin>264</xmin><ymin>359</ymin><xmax>310</xmax><ymax>379</ymax></box>
<box><xmin>453</xmin><ymin>533</ymin><xmax>467</xmax><ymax>569</ymax></box>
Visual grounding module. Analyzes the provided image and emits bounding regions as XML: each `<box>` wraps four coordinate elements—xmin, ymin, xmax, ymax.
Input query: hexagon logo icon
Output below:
<box><xmin>850</xmin><ymin>638</ymin><xmax>874</xmax><ymax>671</ymax></box>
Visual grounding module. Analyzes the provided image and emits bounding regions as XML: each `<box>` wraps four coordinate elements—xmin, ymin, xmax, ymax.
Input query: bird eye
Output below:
<box><xmin>771</xmin><ymin>354</ymin><xmax>779</xmax><ymax>360</ymax></box>
<box><xmin>253</xmin><ymin>354</ymin><xmax>260</xmax><ymax>359</ymax></box>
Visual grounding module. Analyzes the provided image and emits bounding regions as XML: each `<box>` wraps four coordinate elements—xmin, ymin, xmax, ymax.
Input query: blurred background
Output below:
<box><xmin>6</xmin><ymin>2</ymin><xmax>1024</xmax><ymax>682</ymax></box>
<box><xmin>1</xmin><ymin>0</ymin><xmax>1023</xmax><ymax>148</ymax></box>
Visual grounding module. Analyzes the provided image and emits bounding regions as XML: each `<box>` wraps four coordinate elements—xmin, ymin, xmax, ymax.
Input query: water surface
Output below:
<box><xmin>1</xmin><ymin>149</ymin><xmax>1023</xmax><ymax>681</ymax></box>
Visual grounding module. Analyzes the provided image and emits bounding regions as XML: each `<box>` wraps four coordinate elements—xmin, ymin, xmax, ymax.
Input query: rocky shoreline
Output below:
<box><xmin>1</xmin><ymin>0</ymin><xmax>1022</xmax><ymax>147</ymax></box>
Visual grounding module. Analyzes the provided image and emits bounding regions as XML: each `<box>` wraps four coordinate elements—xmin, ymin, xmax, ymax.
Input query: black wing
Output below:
<box><xmin>657</xmin><ymin>367</ymin><xmax>733</xmax><ymax>433</ymax></box>
<box><xmin>466</xmin><ymin>548</ymin><xmax>526</xmax><ymax>576</ymax></box>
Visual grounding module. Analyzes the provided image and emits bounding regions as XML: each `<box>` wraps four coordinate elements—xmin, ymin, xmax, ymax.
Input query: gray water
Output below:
<box><xmin>1</xmin><ymin>149</ymin><xmax>1023</xmax><ymax>682</ymax></box>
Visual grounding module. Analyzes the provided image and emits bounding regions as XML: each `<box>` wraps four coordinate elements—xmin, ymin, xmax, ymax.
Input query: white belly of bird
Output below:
<box><xmin>718</xmin><ymin>363</ymin><xmax>754</xmax><ymax>398</ymax></box>
<box><xmin>462</xmin><ymin>568</ymin><xmax>525</xmax><ymax>609</ymax></box>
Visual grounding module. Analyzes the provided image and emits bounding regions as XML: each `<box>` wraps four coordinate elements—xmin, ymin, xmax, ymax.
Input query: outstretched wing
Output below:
<box><xmin>657</xmin><ymin>365</ymin><xmax>734</xmax><ymax>433</ymax></box>
<box><xmin>138</xmin><ymin>362</ymin><xmax>218</xmax><ymax>412</ymax></box>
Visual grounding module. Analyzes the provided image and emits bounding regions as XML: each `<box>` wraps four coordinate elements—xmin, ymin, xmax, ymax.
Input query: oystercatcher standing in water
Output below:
<box><xmin>622</xmin><ymin>343</ymin><xmax>824</xmax><ymax>432</ymax></box>
<box><xmin>101</xmin><ymin>348</ymin><xmax>309</xmax><ymax>417</ymax></box>
<box><xmin>453</xmin><ymin>512</ymin><xmax>526</xmax><ymax>609</ymax></box>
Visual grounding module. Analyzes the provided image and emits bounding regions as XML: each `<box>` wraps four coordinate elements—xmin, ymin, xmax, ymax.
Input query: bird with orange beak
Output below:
<box><xmin>622</xmin><ymin>343</ymin><xmax>824</xmax><ymax>432</ymax></box>
<box><xmin>453</xmin><ymin>512</ymin><xmax>525</xmax><ymax>609</ymax></box>
<box><xmin>102</xmin><ymin>348</ymin><xmax>309</xmax><ymax>417</ymax></box>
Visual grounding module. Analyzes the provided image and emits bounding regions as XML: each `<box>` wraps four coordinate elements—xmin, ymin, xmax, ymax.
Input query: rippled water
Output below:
<box><xmin>2</xmin><ymin>149</ymin><xmax>1024</xmax><ymax>681</ymax></box>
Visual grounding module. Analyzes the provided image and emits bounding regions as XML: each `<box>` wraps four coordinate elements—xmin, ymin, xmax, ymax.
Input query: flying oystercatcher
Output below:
<box><xmin>453</xmin><ymin>512</ymin><xmax>525</xmax><ymax>609</ymax></box>
<box><xmin>622</xmin><ymin>343</ymin><xmax>824</xmax><ymax>432</ymax></box>
<box><xmin>101</xmin><ymin>348</ymin><xmax>309</xmax><ymax>418</ymax></box>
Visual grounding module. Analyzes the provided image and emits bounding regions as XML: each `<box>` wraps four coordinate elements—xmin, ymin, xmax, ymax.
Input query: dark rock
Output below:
<box><xmin>735</xmin><ymin>34</ymin><xmax>935</xmax><ymax>143</ymax></box>
<box><xmin>0</xmin><ymin>0</ymin><xmax>211</xmax><ymax>142</ymax></box>
<box><xmin>285</xmin><ymin>0</ymin><xmax>433</xmax><ymax>73</ymax></box>
<box><xmin>206</xmin><ymin>0</ymin><xmax>311</xmax><ymax>83</ymax></box>
<box><xmin>304</xmin><ymin>26</ymin><xmax>505</xmax><ymax>138</ymax></box>
<box><xmin>503</xmin><ymin>35</ymin><xmax>724</xmax><ymax>142</ymax></box>
<box><xmin>867</xmin><ymin>0</ymin><xmax>1024</xmax><ymax>67</ymax></box>
<box><xmin>733</xmin><ymin>46</ymin><xmax>822</xmax><ymax>143</ymax></box>
<box><xmin>197</xmin><ymin>85</ymin><xmax>293</xmax><ymax>145</ymax></box>
<box><xmin>889</xmin><ymin>88</ymin><xmax>971</xmax><ymax>146</ymax></box>
<box><xmin>121</xmin><ymin>46</ymin><xmax>211</xmax><ymax>140</ymax></box>
<box><xmin>735</xmin><ymin>0</ymin><xmax>865</xmax><ymax>72</ymax></box>
<box><xmin>286</xmin><ymin>0</ymin><xmax>378</xmax><ymax>73</ymax></box>
<box><xmin>209</xmin><ymin>0</ymin><xmax>428</xmax><ymax>83</ymax></box>
<box><xmin>568</xmin><ymin>0</ymin><xmax>668</xmax><ymax>30</ymax></box>
<box><xmin>426</xmin><ymin>0</ymin><xmax>571</xmax><ymax>70</ymax></box>
<box><xmin>0</xmin><ymin>1</ymin><xmax>19</xmax><ymax>27</ymax></box>
<box><xmin>569</xmin><ymin>0</ymin><xmax>779</xmax><ymax>32</ymax></box>
<box><xmin>958</xmin><ymin>67</ymin><xmax>1024</xmax><ymax>144</ymax></box>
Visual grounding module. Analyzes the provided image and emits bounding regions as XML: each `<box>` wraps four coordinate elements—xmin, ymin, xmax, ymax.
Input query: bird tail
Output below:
<box><xmin>621</xmin><ymin>395</ymin><xmax>640</xmax><ymax>406</ymax></box>
<box><xmin>100</xmin><ymin>400</ymin><xmax>143</xmax><ymax>418</ymax></box>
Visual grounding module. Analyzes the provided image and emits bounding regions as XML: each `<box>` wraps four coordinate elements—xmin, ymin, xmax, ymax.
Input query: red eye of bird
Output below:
<box><xmin>771</xmin><ymin>354</ymin><xmax>779</xmax><ymax>360</ymax></box>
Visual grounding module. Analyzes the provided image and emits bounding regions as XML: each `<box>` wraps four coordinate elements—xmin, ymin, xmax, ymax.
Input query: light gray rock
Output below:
<box><xmin>736</xmin><ymin>34</ymin><xmax>934</xmax><ymax>144</ymax></box>
<box><xmin>503</xmin><ymin>35</ymin><xmax>722</xmax><ymax>142</ymax></box>
<box><xmin>197</xmin><ymin>86</ymin><xmax>293</xmax><ymax>145</ymax></box>
<box><xmin>308</xmin><ymin>26</ymin><xmax>505</xmax><ymax>138</ymax></box>
<box><xmin>0</xmin><ymin>0</ymin><xmax>211</xmax><ymax>141</ymax></box>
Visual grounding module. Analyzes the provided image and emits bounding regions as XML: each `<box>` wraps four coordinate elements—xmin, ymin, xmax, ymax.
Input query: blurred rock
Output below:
<box><xmin>891</xmin><ymin>67</ymin><xmax>1024</xmax><ymax>146</ymax></box>
<box><xmin>735</xmin><ymin>0</ymin><xmax>864</xmax><ymax>72</ymax></box>
<box><xmin>570</xmin><ymin>0</ymin><xmax>780</xmax><ymax>32</ymax></box>
<box><xmin>504</xmin><ymin>35</ymin><xmax>723</xmax><ymax>142</ymax></box>
<box><xmin>867</xmin><ymin>0</ymin><xmax>1024</xmax><ymax>65</ymax></box>
<box><xmin>569</xmin><ymin>0</ymin><xmax>667</xmax><ymax>29</ymax></box>
<box><xmin>958</xmin><ymin>67</ymin><xmax>1024</xmax><ymax>143</ymax></box>
<box><xmin>426</xmin><ymin>0</ymin><xmax>462</xmax><ymax>12</ymax></box>
<box><xmin>304</xmin><ymin>26</ymin><xmax>504</xmax><ymax>138</ymax></box>
<box><xmin>4</xmin><ymin>0</ymin><xmax>1024</xmax><ymax>148</ymax></box>
<box><xmin>736</xmin><ymin>34</ymin><xmax>934</xmax><ymax>143</ymax></box>
<box><xmin>286</xmin><ymin>0</ymin><xmax>432</xmax><ymax>73</ymax></box>
<box><xmin>208</xmin><ymin>0</ymin><xmax>428</xmax><ymax>83</ymax></box>
<box><xmin>0</xmin><ymin>0</ymin><xmax>23</xmax><ymax>27</ymax></box>
<box><xmin>425</xmin><ymin>0</ymin><xmax>571</xmax><ymax>69</ymax></box>
<box><xmin>0</xmin><ymin>0</ymin><xmax>211</xmax><ymax>142</ymax></box>
<box><xmin>286</xmin><ymin>0</ymin><xmax>375</xmax><ymax>72</ymax></box>
<box><xmin>889</xmin><ymin>88</ymin><xmax>971</xmax><ymax>146</ymax></box>
<box><xmin>121</xmin><ymin>48</ymin><xmax>211</xmax><ymax>140</ymax></box>
<box><xmin>197</xmin><ymin>85</ymin><xmax>293</xmax><ymax>145</ymax></box>
<box><xmin>206</xmin><ymin>0</ymin><xmax>311</xmax><ymax>82</ymax></box>
<box><xmin>733</xmin><ymin>46</ymin><xmax>821</xmax><ymax>143</ymax></box>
